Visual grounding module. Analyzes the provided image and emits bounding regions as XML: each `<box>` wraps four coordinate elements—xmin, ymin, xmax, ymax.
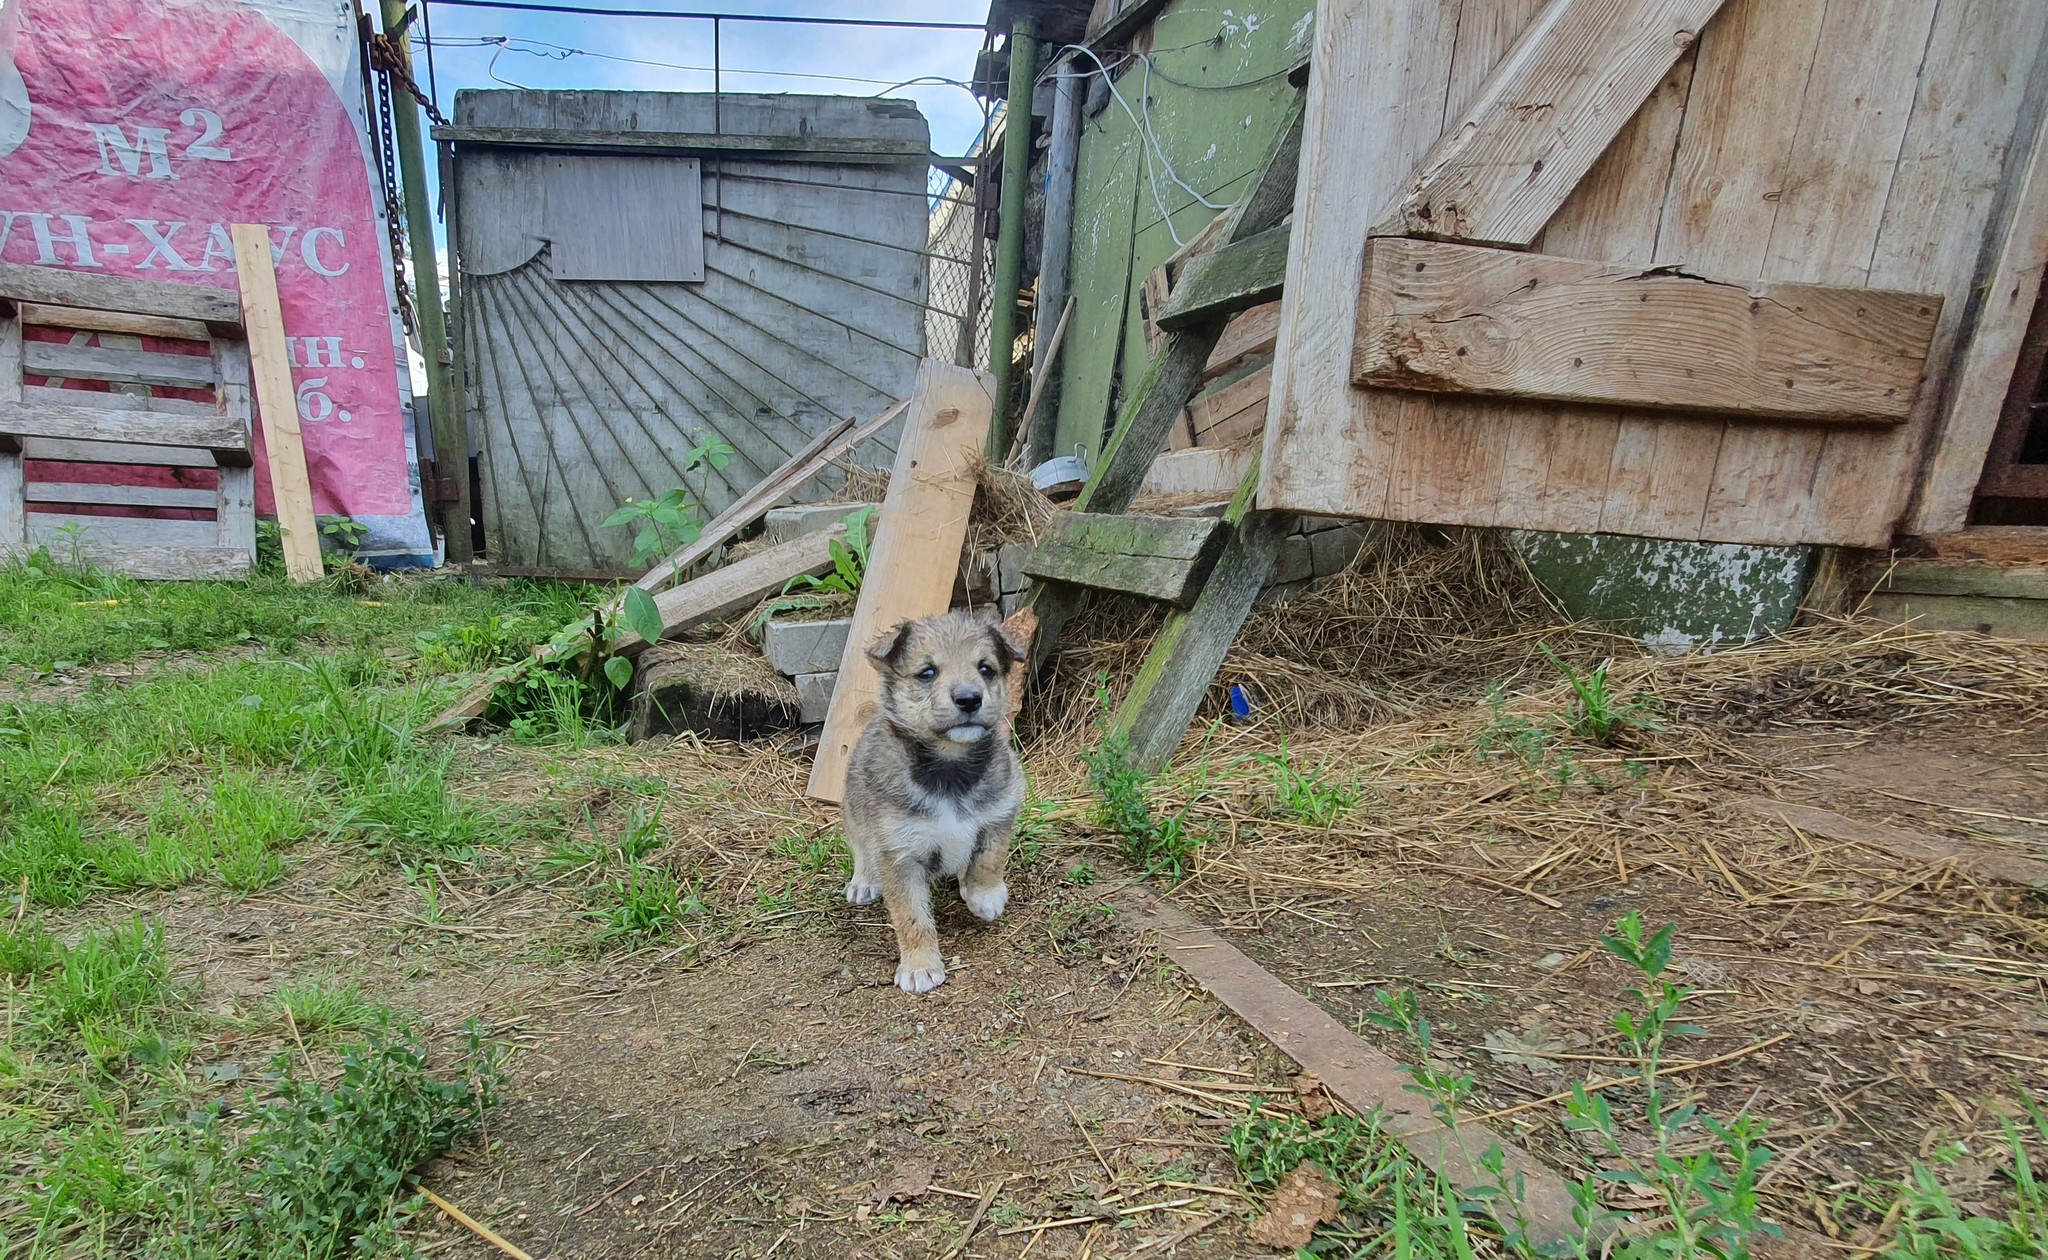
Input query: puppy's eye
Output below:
<box><xmin>917</xmin><ymin>666</ymin><xmax>939</xmax><ymax>681</ymax></box>
<box><xmin>978</xmin><ymin>662</ymin><xmax>997</xmax><ymax>678</ymax></box>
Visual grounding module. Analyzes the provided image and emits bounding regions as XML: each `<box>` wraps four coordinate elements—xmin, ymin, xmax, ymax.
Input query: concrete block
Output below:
<box><xmin>1310</xmin><ymin>524</ymin><xmax>1371</xmax><ymax>577</ymax></box>
<box><xmin>1000</xmin><ymin>591</ymin><xmax>1025</xmax><ymax>618</ymax></box>
<box><xmin>794</xmin><ymin>671</ymin><xmax>838</xmax><ymax>723</ymax></box>
<box><xmin>763</xmin><ymin>617</ymin><xmax>852</xmax><ymax>676</ymax></box>
<box><xmin>1298</xmin><ymin>514</ymin><xmax>1358</xmax><ymax>534</ymax></box>
<box><xmin>961</xmin><ymin>547</ymin><xmax>1000</xmax><ymax>601</ymax></box>
<box><xmin>764</xmin><ymin>502</ymin><xmax>872</xmax><ymax>545</ymax></box>
<box><xmin>1270</xmin><ymin>534</ymin><xmax>1313</xmax><ymax>586</ymax></box>
<box><xmin>998</xmin><ymin>542</ymin><xmax>1034</xmax><ymax>594</ymax></box>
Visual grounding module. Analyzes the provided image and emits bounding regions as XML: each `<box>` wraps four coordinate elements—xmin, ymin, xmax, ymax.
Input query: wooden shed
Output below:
<box><xmin>441</xmin><ymin>90</ymin><xmax>933</xmax><ymax>576</ymax></box>
<box><xmin>1252</xmin><ymin>0</ymin><xmax>2048</xmax><ymax>558</ymax></box>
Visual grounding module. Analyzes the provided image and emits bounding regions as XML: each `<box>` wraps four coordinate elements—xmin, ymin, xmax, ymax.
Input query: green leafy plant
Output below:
<box><xmin>317</xmin><ymin>514</ymin><xmax>369</xmax><ymax>556</ymax></box>
<box><xmin>1081</xmin><ymin>731</ymin><xmax>1208</xmax><ymax>881</ymax></box>
<box><xmin>785</xmin><ymin>505</ymin><xmax>875</xmax><ymax>598</ymax></box>
<box><xmin>1842</xmin><ymin>1095</ymin><xmax>2047</xmax><ymax>1259</ymax></box>
<box><xmin>1539</xmin><ymin>643</ymin><xmax>1662</xmax><ymax>747</ymax></box>
<box><xmin>1260</xmin><ymin>743</ymin><xmax>1360</xmax><ymax>828</ymax></box>
<box><xmin>602</xmin><ymin>437</ymin><xmax>735</xmax><ymax>569</ymax></box>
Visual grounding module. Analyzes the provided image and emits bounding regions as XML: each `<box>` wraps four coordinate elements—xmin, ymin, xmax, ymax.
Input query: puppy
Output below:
<box><xmin>841</xmin><ymin>610</ymin><xmax>1025</xmax><ymax>994</ymax></box>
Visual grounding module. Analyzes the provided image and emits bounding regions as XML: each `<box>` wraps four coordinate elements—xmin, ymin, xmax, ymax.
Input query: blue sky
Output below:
<box><xmin>408</xmin><ymin>1</ymin><xmax>991</xmax><ymax>162</ymax></box>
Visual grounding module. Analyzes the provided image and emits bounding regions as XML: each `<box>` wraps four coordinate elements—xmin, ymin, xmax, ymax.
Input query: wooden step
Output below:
<box><xmin>1861</xmin><ymin>554</ymin><xmax>2048</xmax><ymax>642</ymax></box>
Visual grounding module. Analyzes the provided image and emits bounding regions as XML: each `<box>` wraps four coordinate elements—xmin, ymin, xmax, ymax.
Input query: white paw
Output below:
<box><xmin>962</xmin><ymin>882</ymin><xmax>1009</xmax><ymax>922</ymax></box>
<box><xmin>896</xmin><ymin>961</ymin><xmax>947</xmax><ymax>994</ymax></box>
<box><xmin>845</xmin><ymin>878</ymin><xmax>882</xmax><ymax>906</ymax></box>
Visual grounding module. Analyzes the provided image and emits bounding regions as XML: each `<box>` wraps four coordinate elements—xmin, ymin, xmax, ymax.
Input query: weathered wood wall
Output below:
<box><xmin>452</xmin><ymin>91</ymin><xmax>930</xmax><ymax>574</ymax></box>
<box><xmin>1259</xmin><ymin>0</ymin><xmax>2048</xmax><ymax>550</ymax></box>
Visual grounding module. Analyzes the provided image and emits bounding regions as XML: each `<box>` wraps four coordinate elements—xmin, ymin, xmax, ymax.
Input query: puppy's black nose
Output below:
<box><xmin>951</xmin><ymin>686</ymin><xmax>983</xmax><ymax>714</ymax></box>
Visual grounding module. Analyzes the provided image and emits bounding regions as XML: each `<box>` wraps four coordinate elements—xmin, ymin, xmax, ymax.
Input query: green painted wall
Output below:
<box><xmin>1513</xmin><ymin>534</ymin><xmax>1814</xmax><ymax>650</ymax></box>
<box><xmin>1049</xmin><ymin>0</ymin><xmax>1313</xmax><ymax>466</ymax></box>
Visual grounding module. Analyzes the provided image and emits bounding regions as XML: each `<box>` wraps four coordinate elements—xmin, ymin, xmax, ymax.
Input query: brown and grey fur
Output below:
<box><xmin>842</xmin><ymin>610</ymin><xmax>1026</xmax><ymax>994</ymax></box>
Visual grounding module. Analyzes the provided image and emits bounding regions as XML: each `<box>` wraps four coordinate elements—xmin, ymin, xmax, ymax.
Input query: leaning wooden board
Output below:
<box><xmin>807</xmin><ymin>359</ymin><xmax>994</xmax><ymax>803</ymax></box>
<box><xmin>231</xmin><ymin>224</ymin><xmax>323</xmax><ymax>582</ymax></box>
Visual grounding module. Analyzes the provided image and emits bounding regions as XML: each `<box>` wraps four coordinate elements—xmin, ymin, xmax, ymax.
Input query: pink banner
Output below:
<box><xmin>0</xmin><ymin>0</ymin><xmax>434</xmax><ymax>563</ymax></box>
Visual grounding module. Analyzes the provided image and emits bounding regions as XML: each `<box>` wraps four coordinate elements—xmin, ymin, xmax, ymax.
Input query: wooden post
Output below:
<box><xmin>1027</xmin><ymin>56</ymin><xmax>1083</xmax><ymax>467</ymax></box>
<box><xmin>0</xmin><ymin>315</ymin><xmax>24</xmax><ymax>554</ymax></box>
<box><xmin>1108</xmin><ymin>455</ymin><xmax>1286</xmax><ymax>771</ymax></box>
<box><xmin>231</xmin><ymin>223</ymin><xmax>324</xmax><ymax>582</ymax></box>
<box><xmin>985</xmin><ymin>15</ymin><xmax>1038</xmax><ymax>459</ymax></box>
<box><xmin>378</xmin><ymin>0</ymin><xmax>473</xmax><ymax>564</ymax></box>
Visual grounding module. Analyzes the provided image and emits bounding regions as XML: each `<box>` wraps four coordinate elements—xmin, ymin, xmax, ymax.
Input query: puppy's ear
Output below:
<box><xmin>866</xmin><ymin>621</ymin><xmax>914</xmax><ymax>671</ymax></box>
<box><xmin>985</xmin><ymin>622</ymin><xmax>1023</xmax><ymax>672</ymax></box>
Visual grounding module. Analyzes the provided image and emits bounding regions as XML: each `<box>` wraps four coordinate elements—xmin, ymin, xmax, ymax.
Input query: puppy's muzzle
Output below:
<box><xmin>950</xmin><ymin>686</ymin><xmax>984</xmax><ymax>715</ymax></box>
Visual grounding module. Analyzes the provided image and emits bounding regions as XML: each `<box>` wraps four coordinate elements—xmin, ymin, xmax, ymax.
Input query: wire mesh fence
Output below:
<box><xmin>923</xmin><ymin>107</ymin><xmax>999</xmax><ymax>372</ymax></box>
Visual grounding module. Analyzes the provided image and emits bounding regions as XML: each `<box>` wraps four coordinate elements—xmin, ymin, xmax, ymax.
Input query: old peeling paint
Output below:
<box><xmin>1510</xmin><ymin>531</ymin><xmax>1814</xmax><ymax>652</ymax></box>
<box><xmin>1049</xmin><ymin>0</ymin><xmax>1312</xmax><ymax>467</ymax></box>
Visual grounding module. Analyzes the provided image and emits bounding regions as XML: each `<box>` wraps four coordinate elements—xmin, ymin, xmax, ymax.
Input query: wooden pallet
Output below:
<box><xmin>0</xmin><ymin>263</ymin><xmax>256</xmax><ymax>580</ymax></box>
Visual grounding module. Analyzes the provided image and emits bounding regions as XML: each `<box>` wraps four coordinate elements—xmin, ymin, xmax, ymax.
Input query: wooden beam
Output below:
<box><xmin>21</xmin><ymin>436</ymin><xmax>216</xmax><ymax>468</ymax></box>
<box><xmin>1154</xmin><ymin>225</ymin><xmax>1290</xmax><ymax>331</ymax></box>
<box><xmin>22</xmin><ymin>342</ymin><xmax>218</xmax><ymax>390</ymax></box>
<box><xmin>619</xmin><ymin>526</ymin><xmax>845</xmax><ymax>654</ymax></box>
<box><xmin>1869</xmin><ymin>558</ymin><xmax>2048</xmax><ymax>600</ymax></box>
<box><xmin>1187</xmin><ymin>365</ymin><xmax>1272</xmax><ymax>447</ymax></box>
<box><xmin>1141</xmin><ymin>446</ymin><xmax>1254</xmax><ymax>498</ymax></box>
<box><xmin>809</xmin><ymin>360</ymin><xmax>995</xmax><ymax>802</ymax></box>
<box><xmin>231</xmin><ymin>224</ymin><xmax>322</xmax><ymax>582</ymax></box>
<box><xmin>0</xmin><ymin>399</ymin><xmax>248</xmax><ymax>456</ymax></box>
<box><xmin>1107</xmin><ymin>454</ymin><xmax>1288</xmax><ymax>770</ymax></box>
<box><xmin>1022</xmin><ymin>511</ymin><xmax>1228</xmax><ymax>606</ymax></box>
<box><xmin>1353</xmin><ymin>238</ymin><xmax>1941</xmax><ymax>424</ymax></box>
<box><xmin>1374</xmin><ymin>0</ymin><xmax>1730</xmax><ymax>246</ymax></box>
<box><xmin>431</xmin><ymin>125</ymin><xmax>931</xmax><ymax>166</ymax></box>
<box><xmin>1122</xmin><ymin>890</ymin><xmax>1585</xmax><ymax>1249</ymax></box>
<box><xmin>18</xmin><ymin>303</ymin><xmax>211</xmax><ymax>342</ymax></box>
<box><xmin>0</xmin><ymin>539</ymin><xmax>251</xmax><ymax>580</ymax></box>
<box><xmin>0</xmin><ymin>316</ymin><xmax>22</xmax><ymax>553</ymax></box>
<box><xmin>26</xmin><ymin>482</ymin><xmax>218</xmax><ymax>509</ymax></box>
<box><xmin>28</xmin><ymin>512</ymin><xmax>219</xmax><ymax>549</ymax></box>
<box><xmin>1734</xmin><ymin>797</ymin><xmax>2048</xmax><ymax>891</ymax></box>
<box><xmin>0</xmin><ymin>261</ymin><xmax>242</xmax><ymax>333</ymax></box>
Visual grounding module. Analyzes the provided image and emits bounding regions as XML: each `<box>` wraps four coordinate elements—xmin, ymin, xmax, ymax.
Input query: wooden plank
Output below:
<box><xmin>28</xmin><ymin>512</ymin><xmax>218</xmax><ymax>549</ymax></box>
<box><xmin>1734</xmin><ymin>797</ymin><xmax>2048</xmax><ymax>890</ymax></box>
<box><xmin>1108</xmin><ymin>455</ymin><xmax>1287</xmax><ymax>770</ymax></box>
<box><xmin>1353</xmin><ymin>238</ymin><xmax>1940</xmax><ymax>423</ymax></box>
<box><xmin>621</xmin><ymin>526</ymin><xmax>845</xmax><ymax>653</ymax></box>
<box><xmin>25</xmin><ymin>482</ymin><xmax>217</xmax><ymax>509</ymax></box>
<box><xmin>20</xmin><ymin>384</ymin><xmax>215</xmax><ymax>417</ymax></box>
<box><xmin>1140</xmin><ymin>446</ymin><xmax>1253</xmax><ymax>497</ymax></box>
<box><xmin>544</xmin><ymin>155</ymin><xmax>706</xmax><ymax>283</ymax></box>
<box><xmin>1120</xmin><ymin>889</ymin><xmax>1584</xmax><ymax>1248</ymax></box>
<box><xmin>432</xmin><ymin>125</ymin><xmax>930</xmax><ymax>165</ymax></box>
<box><xmin>1153</xmin><ymin>225</ymin><xmax>1289</xmax><ymax>331</ymax></box>
<box><xmin>1861</xmin><ymin>590</ymin><xmax>2048</xmax><ymax>643</ymax></box>
<box><xmin>808</xmin><ymin>359</ymin><xmax>994</xmax><ymax>803</ymax></box>
<box><xmin>1202</xmin><ymin>302</ymin><xmax>1280</xmax><ymax>383</ymax></box>
<box><xmin>0</xmin><ymin>399</ymin><xmax>248</xmax><ymax>453</ymax></box>
<box><xmin>1377</xmin><ymin>0</ymin><xmax>1730</xmax><ymax>246</ymax></box>
<box><xmin>1907</xmin><ymin>14</ymin><xmax>2048</xmax><ymax>535</ymax></box>
<box><xmin>0</xmin><ymin>538</ymin><xmax>251</xmax><ymax>580</ymax></box>
<box><xmin>22</xmin><ymin>341</ymin><xmax>218</xmax><ymax>390</ymax></box>
<box><xmin>1909</xmin><ymin>526</ymin><xmax>2048</xmax><ymax>563</ymax></box>
<box><xmin>231</xmin><ymin>224</ymin><xmax>322</xmax><ymax>583</ymax></box>
<box><xmin>1187</xmin><ymin>365</ymin><xmax>1271</xmax><ymax>446</ymax></box>
<box><xmin>632</xmin><ymin>400</ymin><xmax>905</xmax><ymax>596</ymax></box>
<box><xmin>0</xmin><ymin>261</ymin><xmax>242</xmax><ymax>332</ymax></box>
<box><xmin>19</xmin><ymin>304</ymin><xmax>211</xmax><ymax>342</ymax></box>
<box><xmin>20</xmin><ymin>437</ymin><xmax>215</xmax><ymax>468</ymax></box>
<box><xmin>1020</xmin><ymin>511</ymin><xmax>1228</xmax><ymax>606</ymax></box>
<box><xmin>213</xmin><ymin>340</ymin><xmax>256</xmax><ymax>558</ymax></box>
<box><xmin>1690</xmin><ymin>0</ymin><xmax>1935</xmax><ymax>545</ymax></box>
<box><xmin>1867</xmin><ymin>558</ymin><xmax>2048</xmax><ymax>600</ymax></box>
<box><xmin>0</xmin><ymin>317</ymin><xmax>22</xmax><ymax>551</ymax></box>
<box><xmin>1258</xmin><ymin>0</ymin><xmax>1471</xmax><ymax>522</ymax></box>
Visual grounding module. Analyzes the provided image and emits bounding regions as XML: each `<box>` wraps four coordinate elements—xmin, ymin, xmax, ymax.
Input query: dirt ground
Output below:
<box><xmin>60</xmin><ymin>605</ymin><xmax>2046</xmax><ymax>1260</ymax></box>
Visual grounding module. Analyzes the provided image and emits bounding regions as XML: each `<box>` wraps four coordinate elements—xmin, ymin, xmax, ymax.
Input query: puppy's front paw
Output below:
<box><xmin>895</xmin><ymin>958</ymin><xmax>947</xmax><ymax>994</ymax></box>
<box><xmin>845</xmin><ymin>877</ymin><xmax>882</xmax><ymax>906</ymax></box>
<box><xmin>962</xmin><ymin>882</ymin><xmax>1008</xmax><ymax>922</ymax></box>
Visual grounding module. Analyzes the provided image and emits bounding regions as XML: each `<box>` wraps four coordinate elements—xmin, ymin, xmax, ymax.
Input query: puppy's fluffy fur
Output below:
<box><xmin>842</xmin><ymin>610</ymin><xmax>1025</xmax><ymax>994</ymax></box>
